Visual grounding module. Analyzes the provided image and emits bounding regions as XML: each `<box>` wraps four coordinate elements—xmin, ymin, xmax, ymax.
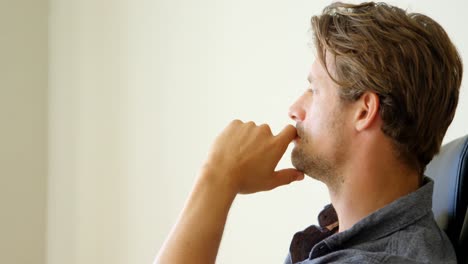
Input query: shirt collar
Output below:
<box><xmin>323</xmin><ymin>176</ymin><xmax>434</xmax><ymax>251</ymax></box>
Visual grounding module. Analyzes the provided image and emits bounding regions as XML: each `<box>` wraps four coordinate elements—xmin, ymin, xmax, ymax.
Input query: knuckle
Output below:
<box><xmin>259</xmin><ymin>124</ymin><xmax>272</xmax><ymax>134</ymax></box>
<box><xmin>230</xmin><ymin>119</ymin><xmax>243</xmax><ymax>127</ymax></box>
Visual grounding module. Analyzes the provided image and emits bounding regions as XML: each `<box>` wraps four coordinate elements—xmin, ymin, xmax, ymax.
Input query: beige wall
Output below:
<box><xmin>48</xmin><ymin>1</ymin><xmax>129</xmax><ymax>264</ymax></box>
<box><xmin>0</xmin><ymin>1</ymin><xmax>48</xmax><ymax>264</ymax></box>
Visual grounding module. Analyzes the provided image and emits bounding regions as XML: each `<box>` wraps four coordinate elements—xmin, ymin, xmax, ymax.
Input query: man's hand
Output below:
<box><xmin>202</xmin><ymin>119</ymin><xmax>305</xmax><ymax>194</ymax></box>
<box><xmin>155</xmin><ymin>120</ymin><xmax>304</xmax><ymax>264</ymax></box>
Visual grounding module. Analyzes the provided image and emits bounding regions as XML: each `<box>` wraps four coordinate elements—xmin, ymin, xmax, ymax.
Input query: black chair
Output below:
<box><xmin>425</xmin><ymin>135</ymin><xmax>468</xmax><ymax>264</ymax></box>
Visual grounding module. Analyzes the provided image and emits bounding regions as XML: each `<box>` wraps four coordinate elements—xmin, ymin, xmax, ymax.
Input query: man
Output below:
<box><xmin>156</xmin><ymin>2</ymin><xmax>462</xmax><ymax>263</ymax></box>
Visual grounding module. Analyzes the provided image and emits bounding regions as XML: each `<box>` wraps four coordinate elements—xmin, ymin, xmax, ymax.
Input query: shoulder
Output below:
<box><xmin>295</xmin><ymin>250</ymin><xmax>435</xmax><ymax>264</ymax></box>
<box><xmin>385</xmin><ymin>217</ymin><xmax>456</xmax><ymax>263</ymax></box>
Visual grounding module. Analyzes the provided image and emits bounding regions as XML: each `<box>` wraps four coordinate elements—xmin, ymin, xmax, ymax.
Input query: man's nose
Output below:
<box><xmin>288</xmin><ymin>99</ymin><xmax>306</xmax><ymax>122</ymax></box>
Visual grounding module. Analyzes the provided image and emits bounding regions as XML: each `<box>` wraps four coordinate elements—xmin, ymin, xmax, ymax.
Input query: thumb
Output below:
<box><xmin>267</xmin><ymin>168</ymin><xmax>305</xmax><ymax>190</ymax></box>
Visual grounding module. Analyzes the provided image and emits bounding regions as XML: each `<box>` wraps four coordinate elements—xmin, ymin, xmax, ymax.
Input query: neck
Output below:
<box><xmin>329</xmin><ymin>140</ymin><xmax>421</xmax><ymax>233</ymax></box>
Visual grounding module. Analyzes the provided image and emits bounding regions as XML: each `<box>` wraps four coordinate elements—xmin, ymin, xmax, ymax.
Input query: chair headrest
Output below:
<box><xmin>425</xmin><ymin>135</ymin><xmax>468</xmax><ymax>262</ymax></box>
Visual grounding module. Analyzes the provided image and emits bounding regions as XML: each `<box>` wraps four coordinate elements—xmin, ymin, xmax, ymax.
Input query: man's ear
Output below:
<box><xmin>354</xmin><ymin>92</ymin><xmax>380</xmax><ymax>131</ymax></box>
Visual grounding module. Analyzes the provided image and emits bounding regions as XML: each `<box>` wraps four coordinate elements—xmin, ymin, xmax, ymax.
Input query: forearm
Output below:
<box><xmin>155</xmin><ymin>168</ymin><xmax>237</xmax><ymax>264</ymax></box>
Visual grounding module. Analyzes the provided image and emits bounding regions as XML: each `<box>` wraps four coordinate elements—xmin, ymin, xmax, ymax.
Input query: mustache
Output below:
<box><xmin>295</xmin><ymin>123</ymin><xmax>305</xmax><ymax>138</ymax></box>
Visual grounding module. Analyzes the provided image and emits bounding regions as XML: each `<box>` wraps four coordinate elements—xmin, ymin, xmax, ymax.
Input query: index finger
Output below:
<box><xmin>274</xmin><ymin>124</ymin><xmax>297</xmax><ymax>150</ymax></box>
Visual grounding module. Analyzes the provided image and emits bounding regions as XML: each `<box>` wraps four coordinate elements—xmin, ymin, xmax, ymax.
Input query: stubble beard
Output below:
<box><xmin>291</xmin><ymin>139</ymin><xmax>337</xmax><ymax>184</ymax></box>
<box><xmin>291</xmin><ymin>124</ymin><xmax>346</xmax><ymax>191</ymax></box>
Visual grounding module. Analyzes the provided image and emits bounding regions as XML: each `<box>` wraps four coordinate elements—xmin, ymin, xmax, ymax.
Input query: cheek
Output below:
<box><xmin>301</xmin><ymin>119</ymin><xmax>321</xmax><ymax>145</ymax></box>
<box><xmin>303</xmin><ymin>110</ymin><xmax>325</xmax><ymax>137</ymax></box>
<box><xmin>302</xmin><ymin>91</ymin><xmax>339</xmax><ymax>135</ymax></box>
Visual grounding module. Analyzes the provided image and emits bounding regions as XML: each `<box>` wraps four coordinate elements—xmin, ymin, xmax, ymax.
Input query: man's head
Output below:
<box><xmin>290</xmin><ymin>1</ymin><xmax>462</xmax><ymax>182</ymax></box>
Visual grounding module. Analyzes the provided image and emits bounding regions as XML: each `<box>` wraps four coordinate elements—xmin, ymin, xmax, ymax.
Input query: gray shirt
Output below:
<box><xmin>284</xmin><ymin>177</ymin><xmax>457</xmax><ymax>263</ymax></box>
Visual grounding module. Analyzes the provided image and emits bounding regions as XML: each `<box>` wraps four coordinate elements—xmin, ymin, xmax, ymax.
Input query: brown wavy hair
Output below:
<box><xmin>311</xmin><ymin>2</ymin><xmax>463</xmax><ymax>174</ymax></box>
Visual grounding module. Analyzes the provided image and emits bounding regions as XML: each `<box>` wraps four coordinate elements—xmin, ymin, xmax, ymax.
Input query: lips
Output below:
<box><xmin>295</xmin><ymin>123</ymin><xmax>304</xmax><ymax>138</ymax></box>
<box><xmin>294</xmin><ymin>132</ymin><xmax>301</xmax><ymax>142</ymax></box>
<box><xmin>294</xmin><ymin>124</ymin><xmax>304</xmax><ymax>142</ymax></box>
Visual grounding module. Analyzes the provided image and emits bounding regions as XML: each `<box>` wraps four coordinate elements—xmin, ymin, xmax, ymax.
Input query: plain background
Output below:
<box><xmin>1</xmin><ymin>1</ymin><xmax>468</xmax><ymax>264</ymax></box>
<box><xmin>0</xmin><ymin>0</ymin><xmax>47</xmax><ymax>263</ymax></box>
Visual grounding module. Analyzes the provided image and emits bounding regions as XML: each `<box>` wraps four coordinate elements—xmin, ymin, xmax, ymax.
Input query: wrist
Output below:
<box><xmin>197</xmin><ymin>163</ymin><xmax>239</xmax><ymax>201</ymax></box>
